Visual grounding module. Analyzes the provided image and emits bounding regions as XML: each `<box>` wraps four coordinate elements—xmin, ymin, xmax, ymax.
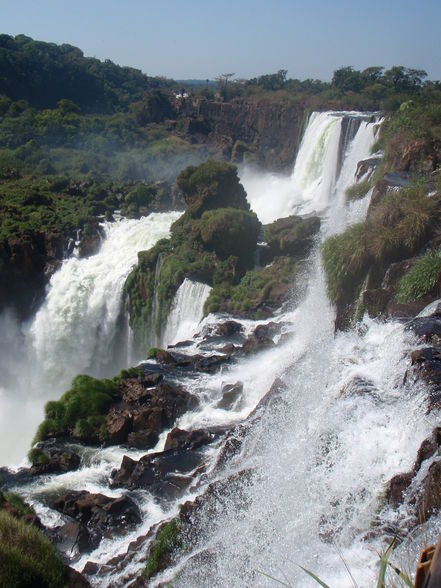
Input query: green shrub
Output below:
<box><xmin>33</xmin><ymin>374</ymin><xmax>118</xmax><ymax>444</ymax></box>
<box><xmin>143</xmin><ymin>518</ymin><xmax>181</xmax><ymax>581</ymax></box>
<box><xmin>0</xmin><ymin>492</ymin><xmax>34</xmax><ymax>518</ymax></box>
<box><xmin>396</xmin><ymin>250</ymin><xmax>441</xmax><ymax>303</ymax></box>
<box><xmin>0</xmin><ymin>511</ymin><xmax>66</xmax><ymax>587</ymax></box>
<box><xmin>147</xmin><ymin>347</ymin><xmax>162</xmax><ymax>359</ymax></box>
<box><xmin>27</xmin><ymin>448</ymin><xmax>50</xmax><ymax>467</ymax></box>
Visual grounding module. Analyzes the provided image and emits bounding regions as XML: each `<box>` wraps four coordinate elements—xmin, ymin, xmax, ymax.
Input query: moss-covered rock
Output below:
<box><xmin>176</xmin><ymin>160</ymin><xmax>249</xmax><ymax>217</ymax></box>
<box><xmin>200</xmin><ymin>208</ymin><xmax>259</xmax><ymax>263</ymax></box>
<box><xmin>125</xmin><ymin>161</ymin><xmax>261</xmax><ymax>349</ymax></box>
<box><xmin>263</xmin><ymin>214</ymin><xmax>320</xmax><ymax>262</ymax></box>
<box><xmin>143</xmin><ymin>518</ymin><xmax>181</xmax><ymax>581</ymax></box>
<box><xmin>206</xmin><ymin>255</ymin><xmax>302</xmax><ymax>318</ymax></box>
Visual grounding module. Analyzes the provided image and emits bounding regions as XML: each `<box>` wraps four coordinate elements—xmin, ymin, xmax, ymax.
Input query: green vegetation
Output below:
<box><xmin>176</xmin><ymin>159</ymin><xmax>250</xmax><ymax>217</ymax></box>
<box><xmin>32</xmin><ymin>374</ymin><xmax>119</xmax><ymax>444</ymax></box>
<box><xmin>0</xmin><ymin>491</ymin><xmax>34</xmax><ymax>518</ymax></box>
<box><xmin>0</xmin><ymin>510</ymin><xmax>66</xmax><ymax>588</ymax></box>
<box><xmin>322</xmin><ymin>184</ymin><xmax>441</xmax><ymax>305</ymax></box>
<box><xmin>396</xmin><ymin>250</ymin><xmax>441</xmax><ymax>303</ymax></box>
<box><xmin>345</xmin><ymin>179</ymin><xmax>373</xmax><ymax>201</ymax></box>
<box><xmin>208</xmin><ymin>65</ymin><xmax>440</xmax><ymax>113</ymax></box>
<box><xmin>0</xmin><ymin>34</ymin><xmax>173</xmax><ymax>112</ymax></box>
<box><xmin>143</xmin><ymin>518</ymin><xmax>181</xmax><ymax>581</ymax></box>
<box><xmin>125</xmin><ymin>161</ymin><xmax>261</xmax><ymax>348</ymax></box>
<box><xmin>206</xmin><ymin>256</ymin><xmax>300</xmax><ymax>315</ymax></box>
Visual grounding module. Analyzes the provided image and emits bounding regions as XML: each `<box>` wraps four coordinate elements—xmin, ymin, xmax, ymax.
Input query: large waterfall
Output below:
<box><xmin>163</xmin><ymin>113</ymin><xmax>439</xmax><ymax>587</ymax></box>
<box><xmin>3</xmin><ymin>111</ymin><xmax>438</xmax><ymax>587</ymax></box>
<box><xmin>0</xmin><ymin>212</ymin><xmax>180</xmax><ymax>466</ymax></box>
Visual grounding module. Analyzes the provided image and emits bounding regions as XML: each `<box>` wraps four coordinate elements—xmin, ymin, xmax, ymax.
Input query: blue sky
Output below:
<box><xmin>2</xmin><ymin>0</ymin><xmax>441</xmax><ymax>81</ymax></box>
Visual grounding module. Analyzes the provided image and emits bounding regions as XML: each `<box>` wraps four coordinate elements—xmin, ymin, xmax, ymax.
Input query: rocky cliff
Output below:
<box><xmin>176</xmin><ymin>97</ymin><xmax>307</xmax><ymax>172</ymax></box>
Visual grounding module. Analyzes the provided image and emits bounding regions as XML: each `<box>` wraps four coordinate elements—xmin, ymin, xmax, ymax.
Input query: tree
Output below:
<box><xmin>332</xmin><ymin>66</ymin><xmax>362</xmax><ymax>92</ymax></box>
<box><xmin>215</xmin><ymin>73</ymin><xmax>235</xmax><ymax>99</ymax></box>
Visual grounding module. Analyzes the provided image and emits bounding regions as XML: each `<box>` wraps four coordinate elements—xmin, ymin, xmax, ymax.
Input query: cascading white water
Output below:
<box><xmin>153</xmin><ymin>113</ymin><xmax>438</xmax><ymax>588</ymax></box>
<box><xmin>241</xmin><ymin>112</ymin><xmax>378</xmax><ymax>224</ymax></box>
<box><xmin>5</xmin><ymin>111</ymin><xmax>435</xmax><ymax>588</ymax></box>
<box><xmin>0</xmin><ymin>211</ymin><xmax>180</xmax><ymax>466</ymax></box>
<box><xmin>162</xmin><ymin>278</ymin><xmax>212</xmax><ymax>347</ymax></box>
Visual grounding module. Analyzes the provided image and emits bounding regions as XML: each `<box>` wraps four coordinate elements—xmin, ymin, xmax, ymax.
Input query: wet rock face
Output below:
<box><xmin>0</xmin><ymin>232</ymin><xmax>64</xmax><ymax>319</ymax></box>
<box><xmin>407</xmin><ymin>316</ymin><xmax>441</xmax><ymax>344</ymax></box>
<box><xmin>110</xmin><ymin>449</ymin><xmax>205</xmax><ymax>499</ymax></box>
<box><xmin>52</xmin><ymin>490</ymin><xmax>141</xmax><ymax>553</ymax></box>
<box><xmin>177</xmin><ymin>98</ymin><xmax>306</xmax><ymax>172</ymax></box>
<box><xmin>164</xmin><ymin>427</ymin><xmax>214</xmax><ymax>452</ymax></box>
<box><xmin>30</xmin><ymin>444</ymin><xmax>81</xmax><ymax>476</ymax></box>
<box><xmin>105</xmin><ymin>379</ymin><xmax>198</xmax><ymax>449</ymax></box>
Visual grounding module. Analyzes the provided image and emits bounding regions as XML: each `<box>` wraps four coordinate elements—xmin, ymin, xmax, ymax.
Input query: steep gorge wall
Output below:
<box><xmin>177</xmin><ymin>98</ymin><xmax>308</xmax><ymax>172</ymax></box>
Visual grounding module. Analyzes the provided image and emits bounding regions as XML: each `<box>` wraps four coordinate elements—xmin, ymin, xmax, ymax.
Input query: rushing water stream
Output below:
<box><xmin>2</xmin><ymin>111</ymin><xmax>440</xmax><ymax>587</ymax></box>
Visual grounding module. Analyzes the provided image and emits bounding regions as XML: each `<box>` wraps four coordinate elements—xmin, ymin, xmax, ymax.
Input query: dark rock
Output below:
<box><xmin>164</xmin><ymin>428</ymin><xmax>213</xmax><ymax>452</ymax></box>
<box><xmin>384</xmin><ymin>427</ymin><xmax>441</xmax><ymax>511</ymax></box>
<box><xmin>416</xmin><ymin>460</ymin><xmax>441</xmax><ymax>519</ymax></box>
<box><xmin>66</xmin><ymin>565</ymin><xmax>91</xmax><ymax>587</ymax></box>
<box><xmin>140</xmin><ymin>372</ymin><xmax>164</xmax><ymax>387</ymax></box>
<box><xmin>360</xmin><ymin>288</ymin><xmax>391</xmax><ymax>318</ymax></box>
<box><xmin>212</xmin><ymin>320</ymin><xmax>243</xmax><ymax>338</ymax></box>
<box><xmin>167</xmin><ymin>339</ymin><xmax>193</xmax><ymax>349</ymax></box>
<box><xmin>387</xmin><ymin>300</ymin><xmax>435</xmax><ymax>320</ymax></box>
<box><xmin>52</xmin><ymin>490</ymin><xmax>141</xmax><ymax>553</ymax></box>
<box><xmin>127</xmin><ymin>430</ymin><xmax>159</xmax><ymax>450</ymax></box>
<box><xmin>30</xmin><ymin>444</ymin><xmax>81</xmax><ymax>476</ymax></box>
<box><xmin>103</xmin><ymin>381</ymin><xmax>197</xmax><ymax>446</ymax></box>
<box><xmin>217</xmin><ymin>381</ymin><xmax>243</xmax><ymax>409</ymax></box>
<box><xmin>220</xmin><ymin>343</ymin><xmax>238</xmax><ymax>355</ymax></box>
<box><xmin>385</xmin><ymin>472</ymin><xmax>414</xmax><ymax>508</ymax></box>
<box><xmin>410</xmin><ymin>346</ymin><xmax>441</xmax><ymax>411</ymax></box>
<box><xmin>154</xmin><ymin>349</ymin><xmax>178</xmax><ymax>365</ymax></box>
<box><xmin>82</xmin><ymin>561</ymin><xmax>100</xmax><ymax>576</ymax></box>
<box><xmin>106</xmin><ymin>412</ymin><xmax>132</xmax><ymax>444</ymax></box>
<box><xmin>110</xmin><ymin>449</ymin><xmax>206</xmax><ymax>498</ymax></box>
<box><xmin>177</xmin><ymin>97</ymin><xmax>306</xmax><ymax>173</ymax></box>
<box><xmin>406</xmin><ymin>316</ymin><xmax>441</xmax><ymax>343</ymax></box>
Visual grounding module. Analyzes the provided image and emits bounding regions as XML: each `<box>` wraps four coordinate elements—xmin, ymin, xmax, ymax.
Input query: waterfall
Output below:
<box><xmin>0</xmin><ymin>211</ymin><xmax>180</xmax><ymax>465</ymax></box>
<box><xmin>167</xmin><ymin>113</ymin><xmax>433</xmax><ymax>588</ymax></box>
<box><xmin>162</xmin><ymin>278</ymin><xmax>212</xmax><ymax>347</ymax></box>
<box><xmin>4</xmin><ymin>111</ymin><xmax>434</xmax><ymax>588</ymax></box>
<box><xmin>241</xmin><ymin>111</ymin><xmax>379</xmax><ymax>223</ymax></box>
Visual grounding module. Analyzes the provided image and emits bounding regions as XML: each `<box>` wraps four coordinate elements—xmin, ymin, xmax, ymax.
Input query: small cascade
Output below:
<box><xmin>149</xmin><ymin>253</ymin><xmax>166</xmax><ymax>347</ymax></box>
<box><xmin>162</xmin><ymin>278</ymin><xmax>212</xmax><ymax>346</ymax></box>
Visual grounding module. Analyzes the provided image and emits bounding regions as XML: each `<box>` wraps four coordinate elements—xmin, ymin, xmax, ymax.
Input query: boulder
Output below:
<box><xmin>29</xmin><ymin>443</ymin><xmax>81</xmax><ymax>476</ymax></box>
<box><xmin>406</xmin><ymin>316</ymin><xmax>441</xmax><ymax>343</ymax></box>
<box><xmin>217</xmin><ymin>382</ymin><xmax>243</xmax><ymax>409</ymax></box>
<box><xmin>164</xmin><ymin>428</ymin><xmax>213</xmax><ymax>452</ymax></box>
<box><xmin>110</xmin><ymin>449</ymin><xmax>206</xmax><ymax>499</ymax></box>
<box><xmin>104</xmin><ymin>382</ymin><xmax>198</xmax><ymax>446</ymax></box>
<box><xmin>52</xmin><ymin>490</ymin><xmax>141</xmax><ymax>553</ymax></box>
